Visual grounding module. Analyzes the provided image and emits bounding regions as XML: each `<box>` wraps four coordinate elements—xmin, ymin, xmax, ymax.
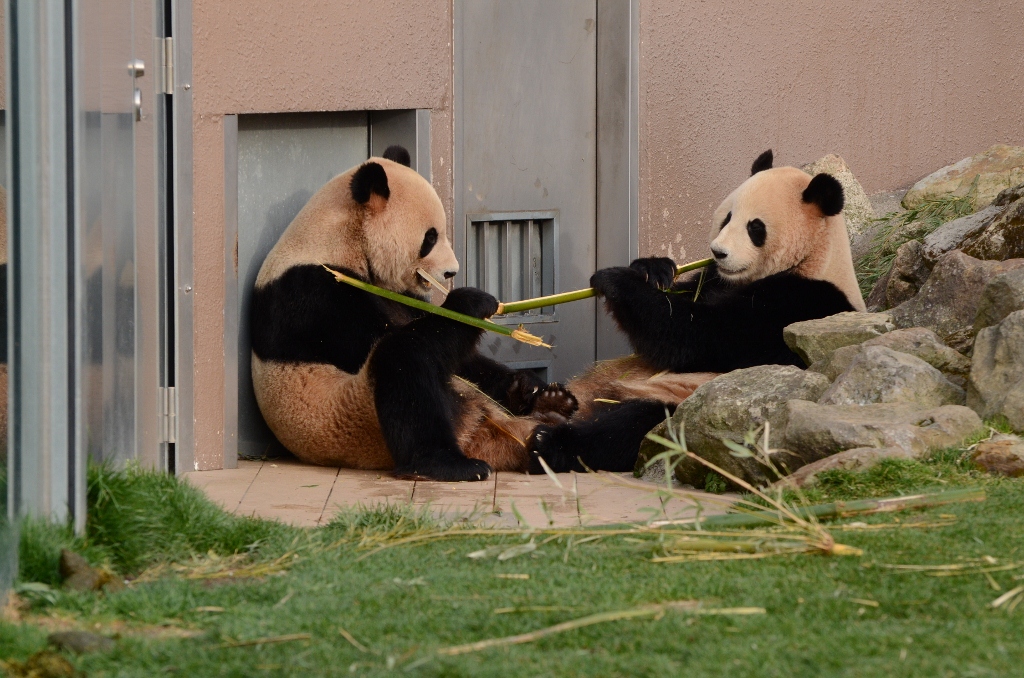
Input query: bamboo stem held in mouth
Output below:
<box><xmin>495</xmin><ymin>257</ymin><xmax>714</xmax><ymax>315</ymax></box>
<box><xmin>321</xmin><ymin>265</ymin><xmax>551</xmax><ymax>348</ymax></box>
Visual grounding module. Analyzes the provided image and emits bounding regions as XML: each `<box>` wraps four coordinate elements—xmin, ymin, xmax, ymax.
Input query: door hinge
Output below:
<box><xmin>160</xmin><ymin>386</ymin><xmax>178</xmax><ymax>444</ymax></box>
<box><xmin>161</xmin><ymin>37</ymin><xmax>174</xmax><ymax>95</ymax></box>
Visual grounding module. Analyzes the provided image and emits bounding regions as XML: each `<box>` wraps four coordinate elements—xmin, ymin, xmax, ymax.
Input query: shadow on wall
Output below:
<box><xmin>238</xmin><ymin>189</ymin><xmax>313</xmax><ymax>459</ymax></box>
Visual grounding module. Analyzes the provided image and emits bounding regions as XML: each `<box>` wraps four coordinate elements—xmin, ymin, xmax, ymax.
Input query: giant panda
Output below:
<box><xmin>528</xmin><ymin>150</ymin><xmax>866</xmax><ymax>473</ymax></box>
<box><xmin>250</xmin><ymin>147</ymin><xmax>577</xmax><ymax>482</ymax></box>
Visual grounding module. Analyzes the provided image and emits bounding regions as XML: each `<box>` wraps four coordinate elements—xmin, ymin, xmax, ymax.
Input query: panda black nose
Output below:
<box><xmin>711</xmin><ymin>246</ymin><xmax>728</xmax><ymax>260</ymax></box>
<box><xmin>443</xmin><ymin>270</ymin><xmax>457</xmax><ymax>280</ymax></box>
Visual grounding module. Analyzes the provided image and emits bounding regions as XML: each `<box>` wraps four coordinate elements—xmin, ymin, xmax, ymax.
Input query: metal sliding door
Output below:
<box><xmin>78</xmin><ymin>0</ymin><xmax>170</xmax><ymax>471</ymax></box>
<box><xmin>8</xmin><ymin>0</ymin><xmax>173</xmax><ymax>529</ymax></box>
<box><xmin>455</xmin><ymin>0</ymin><xmax>599</xmax><ymax>382</ymax></box>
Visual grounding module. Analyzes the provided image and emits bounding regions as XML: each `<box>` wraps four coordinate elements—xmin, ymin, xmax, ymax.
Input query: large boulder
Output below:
<box><xmin>808</xmin><ymin>327</ymin><xmax>971</xmax><ymax>386</ymax></box>
<box><xmin>921</xmin><ymin>205</ymin><xmax>1002</xmax><ymax>264</ymax></box>
<box><xmin>636</xmin><ymin>365</ymin><xmax>830</xmax><ymax>488</ymax></box>
<box><xmin>967</xmin><ymin>310</ymin><xmax>1024</xmax><ymax>432</ymax></box>
<box><xmin>817</xmin><ymin>346</ymin><xmax>965</xmax><ymax>407</ymax></box>
<box><xmin>961</xmin><ymin>196</ymin><xmax>1024</xmax><ymax>261</ymax></box>
<box><xmin>883</xmin><ymin>239</ymin><xmax>932</xmax><ymax>308</ymax></box>
<box><xmin>802</xmin><ymin>154</ymin><xmax>876</xmax><ymax>240</ymax></box>
<box><xmin>782</xmin><ymin>400</ymin><xmax>984</xmax><ymax>459</ymax></box>
<box><xmin>783</xmin><ymin>312</ymin><xmax>894</xmax><ymax>366</ymax></box>
<box><xmin>890</xmin><ymin>250</ymin><xmax>1024</xmax><ymax>351</ymax></box>
<box><xmin>975</xmin><ymin>267</ymin><xmax>1024</xmax><ymax>333</ymax></box>
<box><xmin>902</xmin><ymin>144</ymin><xmax>1024</xmax><ymax>210</ymax></box>
<box><xmin>777</xmin><ymin>446</ymin><xmax>915</xmax><ymax>487</ymax></box>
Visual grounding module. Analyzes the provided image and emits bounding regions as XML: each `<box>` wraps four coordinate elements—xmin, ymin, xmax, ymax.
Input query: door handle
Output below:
<box><xmin>129</xmin><ymin>59</ymin><xmax>144</xmax><ymax>121</ymax></box>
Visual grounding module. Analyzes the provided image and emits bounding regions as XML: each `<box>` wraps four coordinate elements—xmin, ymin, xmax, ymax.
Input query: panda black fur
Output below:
<box><xmin>251</xmin><ymin>146</ymin><xmax>576</xmax><ymax>482</ymax></box>
<box><xmin>528</xmin><ymin>150</ymin><xmax>866</xmax><ymax>474</ymax></box>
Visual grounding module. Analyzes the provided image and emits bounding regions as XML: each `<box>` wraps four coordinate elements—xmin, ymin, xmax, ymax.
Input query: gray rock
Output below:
<box><xmin>783</xmin><ymin>311</ymin><xmax>895</xmax><ymax>366</ymax></box>
<box><xmin>884</xmin><ymin>239</ymin><xmax>932</xmax><ymax>307</ymax></box>
<box><xmin>776</xmin><ymin>446</ymin><xmax>915</xmax><ymax>487</ymax></box>
<box><xmin>993</xmin><ymin>182</ymin><xmax>1024</xmax><ymax>207</ymax></box>
<box><xmin>782</xmin><ymin>400</ymin><xmax>984</xmax><ymax>459</ymax></box>
<box><xmin>802</xmin><ymin>154</ymin><xmax>876</xmax><ymax>239</ymax></box>
<box><xmin>891</xmin><ymin>250</ymin><xmax>1024</xmax><ymax>347</ymax></box>
<box><xmin>818</xmin><ymin>346</ymin><xmax>965</xmax><ymax>407</ymax></box>
<box><xmin>975</xmin><ymin>267</ymin><xmax>1024</xmax><ymax>333</ymax></box>
<box><xmin>808</xmin><ymin>328</ymin><xmax>970</xmax><ymax>385</ymax></box>
<box><xmin>967</xmin><ymin>310</ymin><xmax>1024</xmax><ymax>432</ymax></box>
<box><xmin>962</xmin><ymin>196</ymin><xmax>1024</xmax><ymax>261</ymax></box>
<box><xmin>902</xmin><ymin>144</ymin><xmax>1024</xmax><ymax>209</ymax></box>
<box><xmin>921</xmin><ymin>205</ymin><xmax>1002</xmax><ymax>263</ymax></box>
<box><xmin>636</xmin><ymin>365</ymin><xmax>831</xmax><ymax>488</ymax></box>
<box><xmin>868</xmin><ymin>189</ymin><xmax>908</xmax><ymax>219</ymax></box>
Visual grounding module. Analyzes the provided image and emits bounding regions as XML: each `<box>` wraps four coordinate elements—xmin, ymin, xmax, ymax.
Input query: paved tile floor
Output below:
<box><xmin>184</xmin><ymin>456</ymin><xmax>737</xmax><ymax>528</ymax></box>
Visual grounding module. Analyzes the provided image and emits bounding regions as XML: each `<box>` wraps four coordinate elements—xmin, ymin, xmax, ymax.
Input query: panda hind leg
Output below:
<box><xmin>526</xmin><ymin>399</ymin><xmax>674</xmax><ymax>474</ymax></box>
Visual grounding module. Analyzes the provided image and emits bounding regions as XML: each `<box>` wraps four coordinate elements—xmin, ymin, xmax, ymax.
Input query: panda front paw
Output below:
<box><xmin>393</xmin><ymin>454</ymin><xmax>493</xmax><ymax>482</ymax></box>
<box><xmin>526</xmin><ymin>425</ymin><xmax>577</xmax><ymax>474</ymax></box>
<box><xmin>629</xmin><ymin>257</ymin><xmax>677</xmax><ymax>290</ymax></box>
<box><xmin>442</xmin><ymin>287</ymin><xmax>499</xmax><ymax>319</ymax></box>
<box><xmin>530</xmin><ymin>383</ymin><xmax>579</xmax><ymax>423</ymax></box>
<box><xmin>589</xmin><ymin>266</ymin><xmax>637</xmax><ymax>299</ymax></box>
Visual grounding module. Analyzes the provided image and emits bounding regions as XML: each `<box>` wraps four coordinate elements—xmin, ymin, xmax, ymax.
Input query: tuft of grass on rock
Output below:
<box><xmin>855</xmin><ymin>185</ymin><xmax>978</xmax><ymax>297</ymax></box>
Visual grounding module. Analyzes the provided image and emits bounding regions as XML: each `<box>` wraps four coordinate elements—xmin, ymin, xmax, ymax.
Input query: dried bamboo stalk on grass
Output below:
<box><xmin>496</xmin><ymin>257</ymin><xmax>714</xmax><ymax>314</ymax></box>
<box><xmin>322</xmin><ymin>265</ymin><xmax>550</xmax><ymax>347</ymax></box>
<box><xmin>431</xmin><ymin>601</ymin><xmax>763</xmax><ymax>658</ymax></box>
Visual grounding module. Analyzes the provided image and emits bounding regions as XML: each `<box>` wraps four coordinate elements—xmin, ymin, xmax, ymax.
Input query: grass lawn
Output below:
<box><xmin>2</xmin><ymin>444</ymin><xmax>1024</xmax><ymax>677</ymax></box>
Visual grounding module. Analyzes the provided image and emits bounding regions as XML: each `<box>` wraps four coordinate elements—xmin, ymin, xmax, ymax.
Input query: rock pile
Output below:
<box><xmin>637</xmin><ymin>146</ymin><xmax>1024</xmax><ymax>489</ymax></box>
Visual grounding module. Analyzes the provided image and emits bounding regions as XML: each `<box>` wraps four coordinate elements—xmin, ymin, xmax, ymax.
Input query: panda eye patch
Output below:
<box><xmin>720</xmin><ymin>212</ymin><xmax>732</xmax><ymax>230</ymax></box>
<box><xmin>419</xmin><ymin>227</ymin><xmax>439</xmax><ymax>258</ymax></box>
<box><xmin>747</xmin><ymin>219</ymin><xmax>767</xmax><ymax>247</ymax></box>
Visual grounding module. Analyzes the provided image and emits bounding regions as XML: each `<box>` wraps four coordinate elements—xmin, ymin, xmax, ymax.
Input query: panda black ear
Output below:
<box><xmin>750</xmin><ymin>150</ymin><xmax>773</xmax><ymax>175</ymax></box>
<box><xmin>350</xmin><ymin>161</ymin><xmax>390</xmax><ymax>204</ymax></box>
<box><xmin>802</xmin><ymin>173</ymin><xmax>844</xmax><ymax>217</ymax></box>
<box><xmin>382</xmin><ymin>145</ymin><xmax>411</xmax><ymax>167</ymax></box>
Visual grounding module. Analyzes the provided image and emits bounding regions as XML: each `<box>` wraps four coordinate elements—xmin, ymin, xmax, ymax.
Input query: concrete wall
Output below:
<box><xmin>188</xmin><ymin>0</ymin><xmax>453</xmax><ymax>469</ymax></box>
<box><xmin>638</xmin><ymin>0</ymin><xmax>1024</xmax><ymax>262</ymax></box>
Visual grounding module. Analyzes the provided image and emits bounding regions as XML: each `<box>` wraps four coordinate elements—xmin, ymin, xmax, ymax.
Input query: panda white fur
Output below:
<box><xmin>528</xmin><ymin>149</ymin><xmax>866</xmax><ymax>473</ymax></box>
<box><xmin>250</xmin><ymin>147</ymin><xmax>577</xmax><ymax>481</ymax></box>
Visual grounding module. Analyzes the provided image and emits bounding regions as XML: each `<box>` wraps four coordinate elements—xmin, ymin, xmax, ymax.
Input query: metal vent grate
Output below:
<box><xmin>466</xmin><ymin>211</ymin><xmax>557</xmax><ymax>320</ymax></box>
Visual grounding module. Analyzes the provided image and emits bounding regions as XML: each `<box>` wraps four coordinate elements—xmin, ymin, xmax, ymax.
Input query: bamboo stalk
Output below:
<box><xmin>322</xmin><ymin>265</ymin><xmax>550</xmax><ymax>348</ymax></box>
<box><xmin>667</xmin><ymin>487</ymin><xmax>986</xmax><ymax>530</ymax></box>
<box><xmin>496</xmin><ymin>257</ymin><xmax>714</xmax><ymax>315</ymax></box>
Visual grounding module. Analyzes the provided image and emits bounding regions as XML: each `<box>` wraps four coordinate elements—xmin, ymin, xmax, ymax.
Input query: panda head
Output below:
<box><xmin>709</xmin><ymin>149</ymin><xmax>846</xmax><ymax>285</ymax></box>
<box><xmin>348</xmin><ymin>146</ymin><xmax>459</xmax><ymax>299</ymax></box>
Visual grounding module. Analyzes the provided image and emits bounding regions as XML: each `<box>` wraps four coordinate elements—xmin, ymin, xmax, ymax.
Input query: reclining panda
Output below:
<box><xmin>529</xmin><ymin>150</ymin><xmax>867</xmax><ymax>474</ymax></box>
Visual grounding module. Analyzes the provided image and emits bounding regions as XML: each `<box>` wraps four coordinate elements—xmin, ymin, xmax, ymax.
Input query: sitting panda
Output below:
<box><xmin>251</xmin><ymin>147</ymin><xmax>576</xmax><ymax>481</ymax></box>
<box><xmin>529</xmin><ymin>150</ymin><xmax>866</xmax><ymax>473</ymax></box>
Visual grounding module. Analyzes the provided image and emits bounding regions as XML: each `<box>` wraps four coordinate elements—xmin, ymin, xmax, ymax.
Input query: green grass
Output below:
<box><xmin>855</xmin><ymin>186</ymin><xmax>978</xmax><ymax>298</ymax></box>
<box><xmin>3</xmin><ymin>454</ymin><xmax>1024</xmax><ymax>677</ymax></box>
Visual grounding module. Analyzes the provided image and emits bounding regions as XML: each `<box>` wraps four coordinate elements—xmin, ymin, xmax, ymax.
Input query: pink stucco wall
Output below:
<box><xmin>638</xmin><ymin>0</ymin><xmax>1024</xmax><ymax>262</ymax></box>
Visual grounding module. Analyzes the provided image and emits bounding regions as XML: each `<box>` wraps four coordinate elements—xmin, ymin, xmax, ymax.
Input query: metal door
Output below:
<box><xmin>454</xmin><ymin>0</ymin><xmax>598</xmax><ymax>382</ymax></box>
<box><xmin>77</xmin><ymin>0</ymin><xmax>171</xmax><ymax>471</ymax></box>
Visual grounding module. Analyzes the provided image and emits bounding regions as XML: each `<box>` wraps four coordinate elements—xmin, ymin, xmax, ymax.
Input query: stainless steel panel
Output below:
<box><xmin>595</xmin><ymin>0</ymin><xmax>640</xmax><ymax>360</ymax></box>
<box><xmin>8</xmin><ymin>0</ymin><xmax>79</xmax><ymax>526</ymax></box>
<box><xmin>235</xmin><ymin>112</ymin><xmax>368</xmax><ymax>460</ymax></box>
<box><xmin>455</xmin><ymin>0</ymin><xmax>598</xmax><ymax>381</ymax></box>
